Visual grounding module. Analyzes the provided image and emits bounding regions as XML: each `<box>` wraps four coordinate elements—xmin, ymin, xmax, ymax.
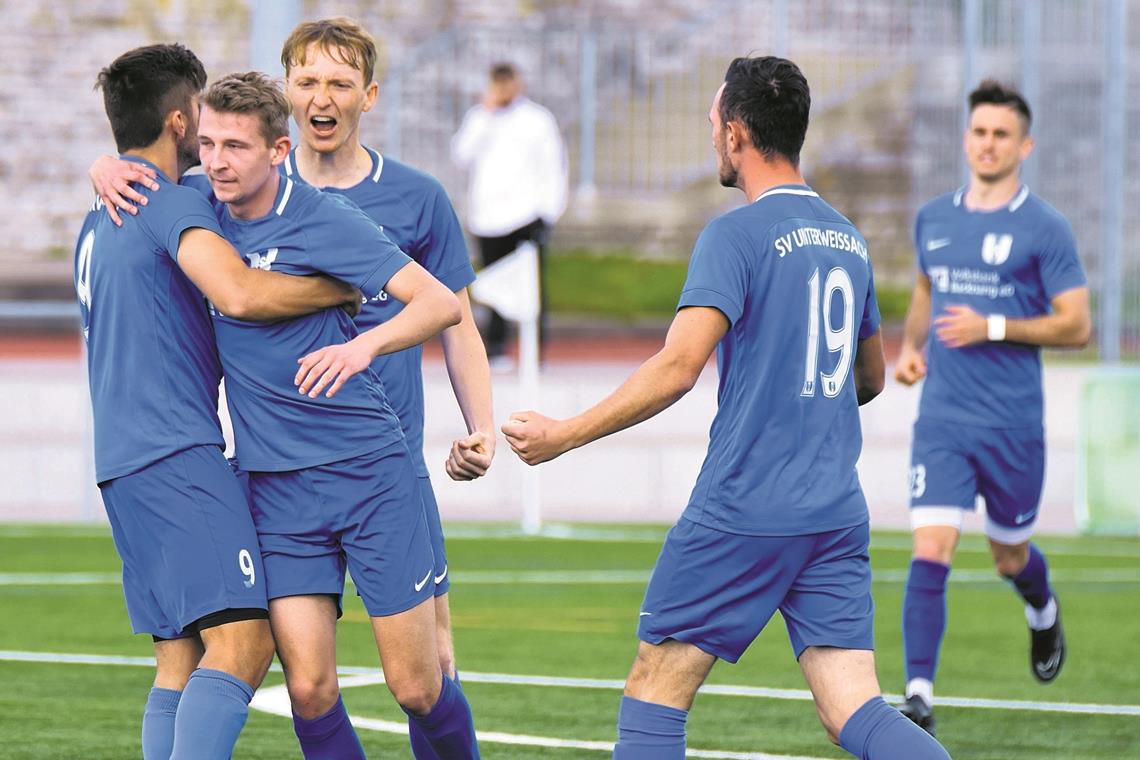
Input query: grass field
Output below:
<box><xmin>1</xmin><ymin>524</ymin><xmax>1138</xmax><ymax>759</ymax></box>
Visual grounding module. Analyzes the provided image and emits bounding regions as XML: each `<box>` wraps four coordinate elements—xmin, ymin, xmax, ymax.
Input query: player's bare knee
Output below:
<box><xmin>912</xmin><ymin>535</ymin><xmax>955</xmax><ymax>565</ymax></box>
<box><xmin>991</xmin><ymin>541</ymin><xmax>1029</xmax><ymax>577</ymax></box>
<box><xmin>387</xmin><ymin>672</ymin><xmax>442</xmax><ymax>715</ymax></box>
<box><xmin>287</xmin><ymin>672</ymin><xmax>341</xmax><ymax>720</ymax></box>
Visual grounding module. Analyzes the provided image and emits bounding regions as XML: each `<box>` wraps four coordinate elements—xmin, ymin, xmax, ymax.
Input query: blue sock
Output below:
<box><xmin>902</xmin><ymin>559</ymin><xmax>950</xmax><ymax>682</ymax></box>
<box><xmin>409</xmin><ymin>671</ymin><xmax>462</xmax><ymax>760</ymax></box>
<box><xmin>293</xmin><ymin>695</ymin><xmax>366</xmax><ymax>760</ymax></box>
<box><xmin>142</xmin><ymin>687</ymin><xmax>181</xmax><ymax>760</ymax></box>
<box><xmin>612</xmin><ymin>696</ymin><xmax>687</xmax><ymax>760</ymax></box>
<box><xmin>169</xmin><ymin>668</ymin><xmax>254</xmax><ymax>760</ymax></box>
<box><xmin>838</xmin><ymin>697</ymin><xmax>951</xmax><ymax>759</ymax></box>
<box><xmin>404</xmin><ymin>674</ymin><xmax>479</xmax><ymax>759</ymax></box>
<box><xmin>1008</xmin><ymin>543</ymin><xmax>1052</xmax><ymax>609</ymax></box>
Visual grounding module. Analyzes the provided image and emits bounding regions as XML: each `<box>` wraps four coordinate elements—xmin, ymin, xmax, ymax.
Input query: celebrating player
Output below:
<box><xmin>276</xmin><ymin>21</ymin><xmax>495</xmax><ymax>755</ymax></box>
<box><xmin>894</xmin><ymin>80</ymin><xmax>1090</xmax><ymax>735</ymax></box>
<box><xmin>187</xmin><ymin>71</ymin><xmax>480</xmax><ymax>758</ymax></box>
<box><xmin>91</xmin><ymin>21</ymin><xmax>494</xmax><ymax>754</ymax></box>
<box><xmin>503</xmin><ymin>56</ymin><xmax>951</xmax><ymax>760</ymax></box>
<box><xmin>77</xmin><ymin>44</ymin><xmax>360</xmax><ymax>760</ymax></box>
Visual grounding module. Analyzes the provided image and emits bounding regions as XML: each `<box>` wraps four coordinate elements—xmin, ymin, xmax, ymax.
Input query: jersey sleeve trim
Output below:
<box><xmin>678</xmin><ymin>287</ymin><xmax>741</xmax><ymax>326</ymax></box>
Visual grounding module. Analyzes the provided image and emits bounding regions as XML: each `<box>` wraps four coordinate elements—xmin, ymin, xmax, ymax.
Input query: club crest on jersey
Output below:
<box><xmin>244</xmin><ymin>248</ymin><xmax>278</xmax><ymax>271</ymax></box>
<box><xmin>981</xmin><ymin>234</ymin><xmax>1013</xmax><ymax>266</ymax></box>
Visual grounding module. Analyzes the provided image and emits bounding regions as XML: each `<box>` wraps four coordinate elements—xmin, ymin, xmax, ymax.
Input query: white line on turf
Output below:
<box><xmin>252</xmin><ymin>675</ymin><xmax>828</xmax><ymax>760</ymax></box>
<box><xmin>2</xmin><ymin>650</ymin><xmax>1138</xmax><ymax>717</ymax></box>
<box><xmin>4</xmin><ymin>568</ymin><xmax>1140</xmax><ymax>587</ymax></box>
<box><xmin>442</xmin><ymin>524</ymin><xmax>1140</xmax><ymax>558</ymax></box>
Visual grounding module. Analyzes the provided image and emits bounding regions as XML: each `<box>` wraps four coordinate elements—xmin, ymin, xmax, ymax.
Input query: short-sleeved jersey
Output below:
<box><xmin>914</xmin><ymin>186</ymin><xmax>1086</xmax><ymax>428</ymax></box>
<box><xmin>679</xmin><ymin>185</ymin><xmax>881</xmax><ymax>537</ymax></box>
<box><xmin>74</xmin><ymin>157</ymin><xmax>226</xmax><ymax>483</ymax></box>
<box><xmin>206</xmin><ymin>175</ymin><xmax>412</xmax><ymax>472</ymax></box>
<box><xmin>283</xmin><ymin>148</ymin><xmax>475</xmax><ymax>476</ymax></box>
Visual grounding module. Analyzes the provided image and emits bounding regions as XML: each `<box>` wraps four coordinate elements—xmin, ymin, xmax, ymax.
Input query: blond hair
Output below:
<box><xmin>281</xmin><ymin>17</ymin><xmax>378</xmax><ymax>85</ymax></box>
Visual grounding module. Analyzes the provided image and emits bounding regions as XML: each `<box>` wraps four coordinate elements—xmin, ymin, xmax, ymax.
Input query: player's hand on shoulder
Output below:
<box><xmin>893</xmin><ymin>346</ymin><xmax>928</xmax><ymax>386</ymax></box>
<box><xmin>445</xmin><ymin>431</ymin><xmax>496</xmax><ymax>481</ymax></box>
<box><xmin>502</xmin><ymin>411</ymin><xmax>568</xmax><ymax>466</ymax></box>
<box><xmin>295</xmin><ymin>337</ymin><xmax>374</xmax><ymax>399</ymax></box>
<box><xmin>89</xmin><ymin>155</ymin><xmax>159</xmax><ymax>227</ymax></box>
<box><xmin>933</xmin><ymin>304</ymin><xmax>987</xmax><ymax>349</ymax></box>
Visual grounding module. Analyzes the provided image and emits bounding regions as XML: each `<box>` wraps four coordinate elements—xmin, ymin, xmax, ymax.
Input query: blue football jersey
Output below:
<box><xmin>74</xmin><ymin>156</ymin><xmax>226</xmax><ymax>482</ymax></box>
<box><xmin>914</xmin><ymin>186</ymin><xmax>1086</xmax><ymax>428</ymax></box>
<box><xmin>208</xmin><ymin>176</ymin><xmax>412</xmax><ymax>472</ymax></box>
<box><xmin>679</xmin><ymin>185</ymin><xmax>881</xmax><ymax>536</ymax></box>
<box><xmin>283</xmin><ymin>148</ymin><xmax>475</xmax><ymax>476</ymax></box>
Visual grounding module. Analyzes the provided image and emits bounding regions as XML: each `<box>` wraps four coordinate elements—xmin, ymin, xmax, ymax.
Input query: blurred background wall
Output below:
<box><xmin>0</xmin><ymin>0</ymin><xmax>1136</xmax><ymax>526</ymax></box>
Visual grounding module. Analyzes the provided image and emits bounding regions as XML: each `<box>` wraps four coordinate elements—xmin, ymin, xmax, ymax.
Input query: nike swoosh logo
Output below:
<box><xmin>414</xmin><ymin>569</ymin><xmax>432</xmax><ymax>592</ymax></box>
<box><xmin>927</xmin><ymin>238</ymin><xmax>951</xmax><ymax>251</ymax></box>
<box><xmin>639</xmin><ymin>611</ymin><xmax>652</xmax><ymax>617</ymax></box>
<box><xmin>434</xmin><ymin>565</ymin><xmax>448</xmax><ymax>584</ymax></box>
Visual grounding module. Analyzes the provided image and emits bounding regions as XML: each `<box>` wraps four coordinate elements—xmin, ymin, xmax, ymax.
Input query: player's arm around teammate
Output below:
<box><xmin>89</xmin><ymin>154</ymin><xmax>364</xmax><ymax>321</ymax></box>
<box><xmin>294</xmin><ymin>260</ymin><xmax>460</xmax><ymax>398</ymax></box>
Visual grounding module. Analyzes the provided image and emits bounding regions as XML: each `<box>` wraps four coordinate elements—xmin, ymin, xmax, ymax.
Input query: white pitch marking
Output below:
<box><xmin>2</xmin><ymin>651</ymin><xmax>1138</xmax><ymax>717</ymax></box>
<box><xmin>252</xmin><ymin>676</ymin><xmax>828</xmax><ymax>759</ymax></box>
<box><xmin>5</xmin><ymin>568</ymin><xmax>1140</xmax><ymax>588</ymax></box>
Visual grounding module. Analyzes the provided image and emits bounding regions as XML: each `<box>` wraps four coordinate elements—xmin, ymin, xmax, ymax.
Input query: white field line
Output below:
<box><xmin>253</xmin><ymin>676</ymin><xmax>826</xmax><ymax>760</ymax></box>
<box><xmin>4</xmin><ymin>522</ymin><xmax>1138</xmax><ymax>558</ymax></box>
<box><xmin>2</xmin><ymin>650</ymin><xmax>1138</xmax><ymax>718</ymax></box>
<box><xmin>4</xmin><ymin>568</ymin><xmax>1140</xmax><ymax>587</ymax></box>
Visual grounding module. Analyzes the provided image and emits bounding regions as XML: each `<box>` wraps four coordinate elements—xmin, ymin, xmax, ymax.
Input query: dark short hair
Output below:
<box><xmin>96</xmin><ymin>44</ymin><xmax>207</xmax><ymax>153</ymax></box>
<box><xmin>969</xmin><ymin>79</ymin><xmax>1032</xmax><ymax>133</ymax></box>
<box><xmin>202</xmin><ymin>72</ymin><xmax>291</xmax><ymax>145</ymax></box>
<box><xmin>490</xmin><ymin>62</ymin><xmax>519</xmax><ymax>82</ymax></box>
<box><xmin>719</xmin><ymin>56</ymin><xmax>811</xmax><ymax>166</ymax></box>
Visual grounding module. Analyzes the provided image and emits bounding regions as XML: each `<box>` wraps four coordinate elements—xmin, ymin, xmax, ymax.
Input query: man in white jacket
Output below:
<box><xmin>451</xmin><ymin>62</ymin><xmax>568</xmax><ymax>362</ymax></box>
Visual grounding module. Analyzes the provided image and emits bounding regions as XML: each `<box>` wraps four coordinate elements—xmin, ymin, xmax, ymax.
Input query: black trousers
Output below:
<box><xmin>475</xmin><ymin>218</ymin><xmax>548</xmax><ymax>357</ymax></box>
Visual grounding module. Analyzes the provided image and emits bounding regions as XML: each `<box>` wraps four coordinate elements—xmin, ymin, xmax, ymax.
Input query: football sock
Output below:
<box><xmin>409</xmin><ymin>671</ymin><xmax>462</xmax><ymax>760</ymax></box>
<box><xmin>612</xmin><ymin>696</ymin><xmax>687</xmax><ymax>759</ymax></box>
<box><xmin>1009</xmin><ymin>543</ymin><xmax>1053</xmax><ymax>611</ymax></box>
<box><xmin>1025</xmin><ymin>596</ymin><xmax>1058</xmax><ymax>631</ymax></box>
<box><xmin>168</xmin><ymin>668</ymin><xmax>253</xmax><ymax>760</ymax></box>
<box><xmin>404</xmin><ymin>673</ymin><xmax>479</xmax><ymax>759</ymax></box>
<box><xmin>839</xmin><ymin>696</ymin><xmax>951</xmax><ymax>759</ymax></box>
<box><xmin>293</xmin><ymin>694</ymin><xmax>366</xmax><ymax>760</ymax></box>
<box><xmin>903</xmin><ymin>559</ymin><xmax>950</xmax><ymax>683</ymax></box>
<box><xmin>905</xmin><ymin>677</ymin><xmax>933</xmax><ymax>706</ymax></box>
<box><xmin>141</xmin><ymin>686</ymin><xmax>181</xmax><ymax>760</ymax></box>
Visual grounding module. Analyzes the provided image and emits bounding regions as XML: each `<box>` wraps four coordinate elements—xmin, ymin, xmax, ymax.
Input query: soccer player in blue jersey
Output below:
<box><xmin>893</xmin><ymin>80</ymin><xmax>1090</xmax><ymax>735</ymax></box>
<box><xmin>503</xmin><ymin>56</ymin><xmax>950</xmax><ymax>760</ymax></box>
<box><xmin>273</xmin><ymin>22</ymin><xmax>495</xmax><ymax>755</ymax></box>
<box><xmin>78</xmin><ymin>45</ymin><xmax>362</xmax><ymax>760</ymax></box>
<box><xmin>193</xmin><ymin>71</ymin><xmax>480</xmax><ymax>758</ymax></box>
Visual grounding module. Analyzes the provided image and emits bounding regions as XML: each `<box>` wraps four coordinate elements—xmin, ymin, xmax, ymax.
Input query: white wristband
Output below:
<box><xmin>987</xmin><ymin>314</ymin><xmax>1006</xmax><ymax>342</ymax></box>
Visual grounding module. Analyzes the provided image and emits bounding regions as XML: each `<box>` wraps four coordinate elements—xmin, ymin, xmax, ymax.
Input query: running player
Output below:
<box><xmin>894</xmin><ymin>79</ymin><xmax>1090</xmax><ymax>735</ymax></box>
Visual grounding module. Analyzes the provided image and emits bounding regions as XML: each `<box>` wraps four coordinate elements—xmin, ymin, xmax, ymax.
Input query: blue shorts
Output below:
<box><xmin>638</xmin><ymin>518</ymin><xmax>874</xmax><ymax>662</ymax></box>
<box><xmin>908</xmin><ymin>417</ymin><xmax>1045</xmax><ymax>543</ymax></box>
<box><xmin>418</xmin><ymin>477</ymin><xmax>450</xmax><ymax>596</ymax></box>
<box><xmin>248</xmin><ymin>445</ymin><xmax>435</xmax><ymax>617</ymax></box>
<box><xmin>99</xmin><ymin>445</ymin><xmax>268</xmax><ymax>639</ymax></box>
